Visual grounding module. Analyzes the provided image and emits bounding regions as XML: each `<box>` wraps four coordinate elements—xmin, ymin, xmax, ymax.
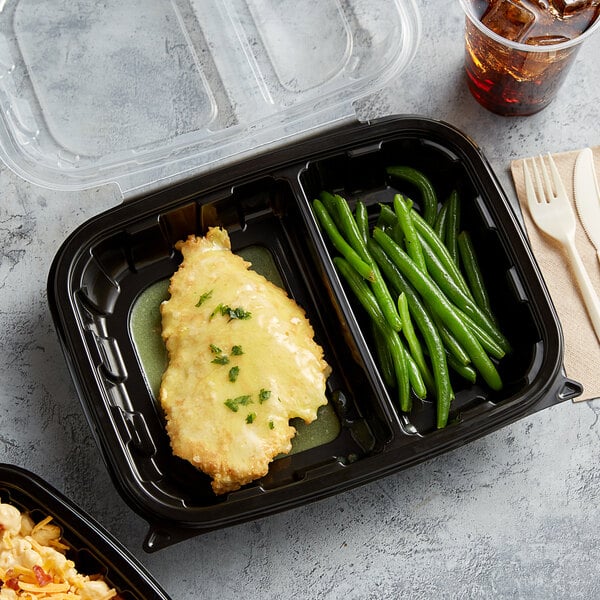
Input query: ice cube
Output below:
<box><xmin>525</xmin><ymin>34</ymin><xmax>571</xmax><ymax>44</ymax></box>
<box><xmin>549</xmin><ymin>0</ymin><xmax>599</xmax><ymax>40</ymax></box>
<box><xmin>550</xmin><ymin>0</ymin><xmax>594</xmax><ymax>16</ymax></box>
<box><xmin>482</xmin><ymin>0</ymin><xmax>537</xmax><ymax>41</ymax></box>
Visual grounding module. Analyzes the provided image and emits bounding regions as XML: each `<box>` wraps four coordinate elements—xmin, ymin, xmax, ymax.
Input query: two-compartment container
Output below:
<box><xmin>0</xmin><ymin>0</ymin><xmax>581</xmax><ymax>555</ymax></box>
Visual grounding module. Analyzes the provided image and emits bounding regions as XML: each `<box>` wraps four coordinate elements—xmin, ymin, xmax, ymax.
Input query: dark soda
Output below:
<box><xmin>464</xmin><ymin>0</ymin><xmax>600</xmax><ymax>115</ymax></box>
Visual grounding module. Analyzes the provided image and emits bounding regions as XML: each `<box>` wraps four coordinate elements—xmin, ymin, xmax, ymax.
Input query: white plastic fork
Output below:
<box><xmin>523</xmin><ymin>154</ymin><xmax>600</xmax><ymax>344</ymax></box>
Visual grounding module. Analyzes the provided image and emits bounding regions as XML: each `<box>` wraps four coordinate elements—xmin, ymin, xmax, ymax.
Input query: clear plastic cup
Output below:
<box><xmin>459</xmin><ymin>0</ymin><xmax>600</xmax><ymax>116</ymax></box>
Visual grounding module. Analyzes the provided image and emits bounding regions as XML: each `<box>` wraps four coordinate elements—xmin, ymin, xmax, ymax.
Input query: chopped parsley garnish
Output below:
<box><xmin>195</xmin><ymin>290</ymin><xmax>213</xmax><ymax>307</ymax></box>
<box><xmin>210</xmin><ymin>303</ymin><xmax>252</xmax><ymax>321</ymax></box>
<box><xmin>230</xmin><ymin>306</ymin><xmax>252</xmax><ymax>320</ymax></box>
<box><xmin>246</xmin><ymin>413</ymin><xmax>256</xmax><ymax>424</ymax></box>
<box><xmin>268</xmin><ymin>421</ymin><xmax>274</xmax><ymax>430</ymax></box>
<box><xmin>231</xmin><ymin>345</ymin><xmax>244</xmax><ymax>356</ymax></box>
<box><xmin>228</xmin><ymin>366</ymin><xmax>240</xmax><ymax>382</ymax></box>
<box><xmin>259</xmin><ymin>389</ymin><xmax>271</xmax><ymax>403</ymax></box>
<box><xmin>212</xmin><ymin>355</ymin><xmax>230</xmax><ymax>365</ymax></box>
<box><xmin>224</xmin><ymin>395</ymin><xmax>252</xmax><ymax>412</ymax></box>
<box><xmin>209</xmin><ymin>343</ymin><xmax>222</xmax><ymax>354</ymax></box>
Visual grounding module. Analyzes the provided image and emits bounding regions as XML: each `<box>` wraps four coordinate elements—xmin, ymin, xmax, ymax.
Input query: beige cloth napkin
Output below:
<box><xmin>510</xmin><ymin>147</ymin><xmax>600</xmax><ymax>402</ymax></box>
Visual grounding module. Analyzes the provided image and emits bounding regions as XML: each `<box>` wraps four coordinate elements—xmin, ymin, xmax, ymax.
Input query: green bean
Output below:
<box><xmin>312</xmin><ymin>199</ymin><xmax>375</xmax><ymax>282</ymax></box>
<box><xmin>386</xmin><ymin>165</ymin><xmax>438</xmax><ymax>227</ymax></box>
<box><xmin>434</xmin><ymin>199</ymin><xmax>449</xmax><ymax>241</ymax></box>
<box><xmin>373</xmin><ymin>263</ymin><xmax>403</xmax><ymax>332</ymax></box>
<box><xmin>444</xmin><ymin>190</ymin><xmax>460</xmax><ymax>266</ymax></box>
<box><xmin>393</xmin><ymin>194</ymin><xmax>427</xmax><ymax>273</ymax></box>
<box><xmin>355</xmin><ymin>200</ymin><xmax>369</xmax><ymax>243</ymax></box>
<box><xmin>331</xmin><ymin>194</ymin><xmax>371</xmax><ymax>263</ymax></box>
<box><xmin>334</xmin><ymin>257</ymin><xmax>410</xmax><ymax>411</ymax></box>
<box><xmin>332</xmin><ymin>194</ymin><xmax>402</xmax><ymax>332</ymax></box>
<box><xmin>368</xmin><ymin>239</ymin><xmax>454</xmax><ymax>426</ymax></box>
<box><xmin>333</xmin><ymin>256</ymin><xmax>384</xmax><ymax>329</ymax></box>
<box><xmin>412</xmin><ymin>209</ymin><xmax>472</xmax><ymax>297</ymax></box>
<box><xmin>419</xmin><ymin>235</ymin><xmax>510</xmax><ymax>354</ymax></box>
<box><xmin>319</xmin><ymin>191</ymin><xmax>341</xmax><ymax>226</ymax></box>
<box><xmin>372</xmin><ymin>322</ymin><xmax>396</xmax><ymax>389</ymax></box>
<box><xmin>403</xmin><ymin>341</ymin><xmax>427</xmax><ymax>400</ymax></box>
<box><xmin>446</xmin><ymin>353</ymin><xmax>478</xmax><ymax>383</ymax></box>
<box><xmin>390</xmin><ymin>328</ymin><xmax>411</xmax><ymax>412</ymax></box>
<box><xmin>457</xmin><ymin>230</ymin><xmax>496</xmax><ymax>323</ymax></box>
<box><xmin>432</xmin><ymin>312</ymin><xmax>471</xmax><ymax>366</ymax></box>
<box><xmin>373</xmin><ymin>228</ymin><xmax>503</xmax><ymax>392</ymax></box>
<box><xmin>397</xmin><ymin>292</ymin><xmax>434</xmax><ymax>394</ymax></box>
<box><xmin>457</xmin><ymin>308</ymin><xmax>506</xmax><ymax>360</ymax></box>
<box><xmin>377</xmin><ymin>203</ymin><xmax>398</xmax><ymax>230</ymax></box>
<box><xmin>422</xmin><ymin>345</ymin><xmax>477</xmax><ymax>384</ymax></box>
<box><xmin>371</xmin><ymin>262</ymin><xmax>403</xmax><ymax>332</ymax></box>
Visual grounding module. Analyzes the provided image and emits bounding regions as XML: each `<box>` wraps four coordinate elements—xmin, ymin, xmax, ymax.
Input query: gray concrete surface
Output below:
<box><xmin>1</xmin><ymin>1</ymin><xmax>600</xmax><ymax>598</ymax></box>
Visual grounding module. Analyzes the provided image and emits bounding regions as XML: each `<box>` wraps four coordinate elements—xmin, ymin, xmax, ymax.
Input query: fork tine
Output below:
<box><xmin>531</xmin><ymin>156</ymin><xmax>547</xmax><ymax>204</ymax></box>
<box><xmin>523</xmin><ymin>158</ymin><xmax>538</xmax><ymax>208</ymax></box>
<box><xmin>546</xmin><ymin>152</ymin><xmax>569</xmax><ymax>200</ymax></box>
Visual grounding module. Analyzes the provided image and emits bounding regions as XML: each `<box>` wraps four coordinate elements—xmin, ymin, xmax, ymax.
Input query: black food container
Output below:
<box><xmin>48</xmin><ymin>116</ymin><xmax>582</xmax><ymax>551</ymax></box>
<box><xmin>0</xmin><ymin>463</ymin><xmax>171</xmax><ymax>598</ymax></box>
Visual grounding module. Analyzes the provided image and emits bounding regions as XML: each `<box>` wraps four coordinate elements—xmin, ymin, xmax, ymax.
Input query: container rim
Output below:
<box><xmin>458</xmin><ymin>0</ymin><xmax>600</xmax><ymax>52</ymax></box>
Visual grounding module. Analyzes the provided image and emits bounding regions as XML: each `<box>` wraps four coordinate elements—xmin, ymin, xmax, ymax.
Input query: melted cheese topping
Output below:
<box><xmin>160</xmin><ymin>227</ymin><xmax>331</xmax><ymax>494</ymax></box>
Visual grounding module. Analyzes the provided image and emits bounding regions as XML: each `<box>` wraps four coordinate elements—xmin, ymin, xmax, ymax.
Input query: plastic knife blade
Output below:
<box><xmin>574</xmin><ymin>147</ymin><xmax>600</xmax><ymax>263</ymax></box>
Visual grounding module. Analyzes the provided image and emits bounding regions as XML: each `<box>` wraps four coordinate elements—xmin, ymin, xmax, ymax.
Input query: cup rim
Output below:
<box><xmin>459</xmin><ymin>0</ymin><xmax>600</xmax><ymax>52</ymax></box>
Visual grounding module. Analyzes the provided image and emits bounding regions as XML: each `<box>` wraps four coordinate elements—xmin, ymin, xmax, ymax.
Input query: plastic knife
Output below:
<box><xmin>574</xmin><ymin>147</ymin><xmax>600</xmax><ymax>264</ymax></box>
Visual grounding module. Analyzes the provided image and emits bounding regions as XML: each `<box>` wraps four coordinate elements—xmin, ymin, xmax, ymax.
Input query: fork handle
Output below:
<box><xmin>564</xmin><ymin>239</ymin><xmax>600</xmax><ymax>344</ymax></box>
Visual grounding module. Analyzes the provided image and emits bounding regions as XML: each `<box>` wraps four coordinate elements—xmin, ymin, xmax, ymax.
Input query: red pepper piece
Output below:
<box><xmin>33</xmin><ymin>565</ymin><xmax>53</xmax><ymax>586</ymax></box>
<box><xmin>5</xmin><ymin>577</ymin><xmax>20</xmax><ymax>590</ymax></box>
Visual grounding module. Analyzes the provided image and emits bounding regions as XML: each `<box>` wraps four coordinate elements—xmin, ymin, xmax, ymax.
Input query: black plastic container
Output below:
<box><xmin>48</xmin><ymin>116</ymin><xmax>582</xmax><ymax>552</ymax></box>
<box><xmin>0</xmin><ymin>463</ymin><xmax>171</xmax><ymax>598</ymax></box>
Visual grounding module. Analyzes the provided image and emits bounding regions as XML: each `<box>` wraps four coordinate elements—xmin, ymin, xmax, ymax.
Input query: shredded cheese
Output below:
<box><xmin>0</xmin><ymin>502</ymin><xmax>120</xmax><ymax>599</ymax></box>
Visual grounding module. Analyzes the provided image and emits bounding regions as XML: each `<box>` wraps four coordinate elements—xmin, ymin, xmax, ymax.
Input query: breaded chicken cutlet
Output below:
<box><xmin>159</xmin><ymin>227</ymin><xmax>331</xmax><ymax>494</ymax></box>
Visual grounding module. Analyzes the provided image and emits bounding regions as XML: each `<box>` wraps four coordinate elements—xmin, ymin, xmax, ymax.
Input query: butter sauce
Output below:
<box><xmin>130</xmin><ymin>245</ymin><xmax>340</xmax><ymax>455</ymax></box>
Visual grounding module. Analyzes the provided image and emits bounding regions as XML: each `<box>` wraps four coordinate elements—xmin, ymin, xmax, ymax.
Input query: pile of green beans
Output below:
<box><xmin>312</xmin><ymin>171</ymin><xmax>510</xmax><ymax>429</ymax></box>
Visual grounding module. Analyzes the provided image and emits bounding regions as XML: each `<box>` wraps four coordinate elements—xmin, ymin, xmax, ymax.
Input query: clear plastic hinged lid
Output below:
<box><xmin>0</xmin><ymin>0</ymin><xmax>421</xmax><ymax>196</ymax></box>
